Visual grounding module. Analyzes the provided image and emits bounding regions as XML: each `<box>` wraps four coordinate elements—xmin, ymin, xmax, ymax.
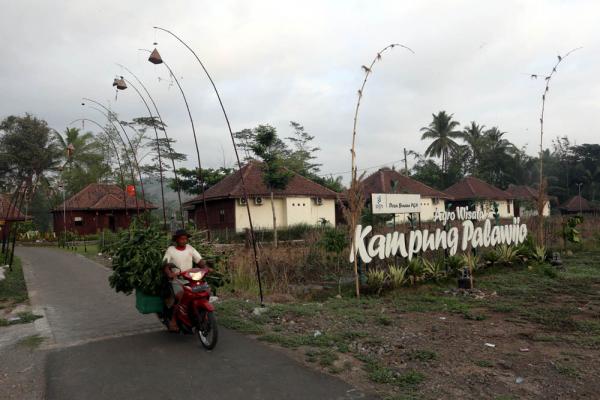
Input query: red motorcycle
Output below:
<box><xmin>158</xmin><ymin>266</ymin><xmax>218</xmax><ymax>350</ymax></box>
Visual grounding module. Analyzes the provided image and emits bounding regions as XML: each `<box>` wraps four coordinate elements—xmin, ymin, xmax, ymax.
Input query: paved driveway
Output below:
<box><xmin>17</xmin><ymin>247</ymin><xmax>376</xmax><ymax>400</ymax></box>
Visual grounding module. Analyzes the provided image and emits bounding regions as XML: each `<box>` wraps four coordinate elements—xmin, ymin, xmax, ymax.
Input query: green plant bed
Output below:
<box><xmin>135</xmin><ymin>290</ymin><xmax>163</xmax><ymax>314</ymax></box>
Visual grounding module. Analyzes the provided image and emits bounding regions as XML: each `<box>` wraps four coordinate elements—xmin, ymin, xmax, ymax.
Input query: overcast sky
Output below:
<box><xmin>1</xmin><ymin>0</ymin><xmax>598</xmax><ymax>181</ymax></box>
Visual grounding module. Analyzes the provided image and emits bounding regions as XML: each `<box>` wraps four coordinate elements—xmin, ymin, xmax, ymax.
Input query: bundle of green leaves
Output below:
<box><xmin>108</xmin><ymin>219</ymin><xmax>228</xmax><ymax>296</ymax></box>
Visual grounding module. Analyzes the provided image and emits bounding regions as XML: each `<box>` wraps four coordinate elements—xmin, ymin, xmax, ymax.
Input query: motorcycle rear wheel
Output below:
<box><xmin>195</xmin><ymin>310</ymin><xmax>218</xmax><ymax>350</ymax></box>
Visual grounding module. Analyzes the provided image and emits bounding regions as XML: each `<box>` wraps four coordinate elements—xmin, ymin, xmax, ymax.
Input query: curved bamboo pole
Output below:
<box><xmin>83</xmin><ymin>102</ymin><xmax>140</xmax><ymax>215</ymax></box>
<box><xmin>153</xmin><ymin>26</ymin><xmax>264</xmax><ymax>305</ymax></box>
<box><xmin>349</xmin><ymin>44</ymin><xmax>413</xmax><ymax>299</ymax></box>
<box><xmin>82</xmin><ymin>98</ymin><xmax>148</xmax><ymax>215</ymax></box>
<box><xmin>137</xmin><ymin>50</ymin><xmax>210</xmax><ymax>233</ymax></box>
<box><xmin>121</xmin><ymin>59</ymin><xmax>185</xmax><ymax>228</ymax></box>
<box><xmin>68</xmin><ymin>118</ymin><xmax>128</xmax><ymax>213</ymax></box>
<box><xmin>118</xmin><ymin>75</ymin><xmax>167</xmax><ymax>228</ymax></box>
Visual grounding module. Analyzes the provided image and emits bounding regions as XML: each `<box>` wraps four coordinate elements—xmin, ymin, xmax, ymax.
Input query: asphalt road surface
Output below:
<box><xmin>17</xmin><ymin>246</ymin><xmax>376</xmax><ymax>400</ymax></box>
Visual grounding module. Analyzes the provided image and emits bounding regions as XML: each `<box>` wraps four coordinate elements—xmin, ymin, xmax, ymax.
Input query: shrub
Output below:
<box><xmin>497</xmin><ymin>244</ymin><xmax>519</xmax><ymax>265</ymax></box>
<box><xmin>531</xmin><ymin>245</ymin><xmax>548</xmax><ymax>264</ymax></box>
<box><xmin>483</xmin><ymin>249</ymin><xmax>500</xmax><ymax>266</ymax></box>
<box><xmin>388</xmin><ymin>264</ymin><xmax>408</xmax><ymax>288</ymax></box>
<box><xmin>445</xmin><ymin>255</ymin><xmax>466</xmax><ymax>276</ymax></box>
<box><xmin>365</xmin><ymin>269</ymin><xmax>387</xmax><ymax>294</ymax></box>
<box><xmin>461</xmin><ymin>252</ymin><xmax>481</xmax><ymax>273</ymax></box>
<box><xmin>422</xmin><ymin>258</ymin><xmax>445</xmax><ymax>281</ymax></box>
<box><xmin>406</xmin><ymin>257</ymin><xmax>424</xmax><ymax>285</ymax></box>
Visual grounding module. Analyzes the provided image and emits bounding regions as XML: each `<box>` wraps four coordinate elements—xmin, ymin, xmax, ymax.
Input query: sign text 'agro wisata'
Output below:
<box><xmin>350</xmin><ymin>207</ymin><xmax>528</xmax><ymax>263</ymax></box>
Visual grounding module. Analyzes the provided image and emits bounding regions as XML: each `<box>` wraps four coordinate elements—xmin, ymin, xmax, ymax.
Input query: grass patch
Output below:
<box><xmin>0</xmin><ymin>257</ymin><xmax>28</xmax><ymax>306</ymax></box>
<box><xmin>462</xmin><ymin>311</ymin><xmax>487</xmax><ymax>321</ymax></box>
<box><xmin>17</xmin><ymin>334</ymin><xmax>45</xmax><ymax>349</ymax></box>
<box><xmin>360</xmin><ymin>354</ymin><xmax>425</xmax><ymax>388</ymax></box>
<box><xmin>474</xmin><ymin>359</ymin><xmax>494</xmax><ymax>368</ymax></box>
<box><xmin>305</xmin><ymin>348</ymin><xmax>338</xmax><ymax>367</ymax></box>
<box><xmin>407</xmin><ymin>349</ymin><xmax>437</xmax><ymax>362</ymax></box>
<box><xmin>0</xmin><ymin>311</ymin><xmax>41</xmax><ymax>327</ymax></box>
<box><xmin>553</xmin><ymin>361</ymin><xmax>581</xmax><ymax>378</ymax></box>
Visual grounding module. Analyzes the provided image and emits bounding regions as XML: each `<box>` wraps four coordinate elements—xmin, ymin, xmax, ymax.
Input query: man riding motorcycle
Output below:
<box><xmin>162</xmin><ymin>229</ymin><xmax>205</xmax><ymax>332</ymax></box>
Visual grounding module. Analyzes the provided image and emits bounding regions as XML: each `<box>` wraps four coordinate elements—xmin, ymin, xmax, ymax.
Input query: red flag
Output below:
<box><xmin>126</xmin><ymin>185</ymin><xmax>136</xmax><ymax>197</ymax></box>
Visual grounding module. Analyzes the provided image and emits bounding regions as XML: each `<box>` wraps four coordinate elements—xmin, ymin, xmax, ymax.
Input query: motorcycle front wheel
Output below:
<box><xmin>195</xmin><ymin>310</ymin><xmax>218</xmax><ymax>350</ymax></box>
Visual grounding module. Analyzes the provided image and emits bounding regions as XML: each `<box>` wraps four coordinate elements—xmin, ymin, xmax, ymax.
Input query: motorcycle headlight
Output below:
<box><xmin>189</xmin><ymin>271</ymin><xmax>205</xmax><ymax>281</ymax></box>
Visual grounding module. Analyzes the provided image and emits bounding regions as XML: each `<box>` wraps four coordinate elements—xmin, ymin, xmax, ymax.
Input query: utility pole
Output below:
<box><xmin>577</xmin><ymin>183</ymin><xmax>583</xmax><ymax>214</ymax></box>
<box><xmin>403</xmin><ymin>148</ymin><xmax>408</xmax><ymax>176</ymax></box>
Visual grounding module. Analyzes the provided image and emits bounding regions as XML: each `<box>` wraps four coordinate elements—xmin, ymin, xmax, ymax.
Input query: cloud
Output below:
<box><xmin>1</xmin><ymin>0</ymin><xmax>597</xmax><ymax>181</ymax></box>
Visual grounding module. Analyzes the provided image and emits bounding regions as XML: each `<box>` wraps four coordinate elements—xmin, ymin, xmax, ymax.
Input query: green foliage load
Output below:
<box><xmin>108</xmin><ymin>219</ymin><xmax>227</xmax><ymax>296</ymax></box>
<box><xmin>563</xmin><ymin>215</ymin><xmax>584</xmax><ymax>244</ymax></box>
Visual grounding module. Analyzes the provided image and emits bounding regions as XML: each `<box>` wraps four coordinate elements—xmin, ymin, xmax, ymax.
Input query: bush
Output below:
<box><xmin>445</xmin><ymin>255</ymin><xmax>465</xmax><ymax>277</ymax></box>
<box><xmin>388</xmin><ymin>264</ymin><xmax>408</xmax><ymax>288</ymax></box>
<box><xmin>422</xmin><ymin>257</ymin><xmax>445</xmax><ymax>281</ymax></box>
<box><xmin>365</xmin><ymin>269</ymin><xmax>387</xmax><ymax>294</ymax></box>
<box><xmin>497</xmin><ymin>244</ymin><xmax>519</xmax><ymax>265</ymax></box>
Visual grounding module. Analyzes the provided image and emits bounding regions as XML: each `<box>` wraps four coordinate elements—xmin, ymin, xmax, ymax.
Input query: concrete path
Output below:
<box><xmin>16</xmin><ymin>246</ymin><xmax>376</xmax><ymax>400</ymax></box>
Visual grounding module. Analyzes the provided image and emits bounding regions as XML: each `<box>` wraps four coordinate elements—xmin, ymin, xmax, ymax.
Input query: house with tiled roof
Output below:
<box><xmin>184</xmin><ymin>162</ymin><xmax>338</xmax><ymax>232</ymax></box>
<box><xmin>362</xmin><ymin>168</ymin><xmax>450</xmax><ymax>222</ymax></box>
<box><xmin>559</xmin><ymin>195</ymin><xmax>595</xmax><ymax>215</ymax></box>
<box><xmin>444</xmin><ymin>176</ymin><xmax>515</xmax><ymax>219</ymax></box>
<box><xmin>505</xmin><ymin>184</ymin><xmax>552</xmax><ymax>217</ymax></box>
<box><xmin>0</xmin><ymin>193</ymin><xmax>27</xmax><ymax>241</ymax></box>
<box><xmin>51</xmin><ymin>183</ymin><xmax>156</xmax><ymax>235</ymax></box>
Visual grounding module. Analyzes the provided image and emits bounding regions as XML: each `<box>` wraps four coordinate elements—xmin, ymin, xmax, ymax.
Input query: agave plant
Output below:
<box><xmin>406</xmin><ymin>257</ymin><xmax>425</xmax><ymax>285</ymax></box>
<box><xmin>388</xmin><ymin>264</ymin><xmax>409</xmax><ymax>288</ymax></box>
<box><xmin>483</xmin><ymin>249</ymin><xmax>500</xmax><ymax>266</ymax></box>
<box><xmin>445</xmin><ymin>255</ymin><xmax>466</xmax><ymax>276</ymax></box>
<box><xmin>365</xmin><ymin>268</ymin><xmax>388</xmax><ymax>294</ymax></box>
<box><xmin>461</xmin><ymin>252</ymin><xmax>481</xmax><ymax>273</ymax></box>
<box><xmin>422</xmin><ymin>258</ymin><xmax>445</xmax><ymax>281</ymax></box>
<box><xmin>531</xmin><ymin>245</ymin><xmax>548</xmax><ymax>264</ymax></box>
<box><xmin>497</xmin><ymin>244</ymin><xmax>519</xmax><ymax>265</ymax></box>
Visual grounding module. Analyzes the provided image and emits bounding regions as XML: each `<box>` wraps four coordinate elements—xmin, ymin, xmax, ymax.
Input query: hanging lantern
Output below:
<box><xmin>126</xmin><ymin>185</ymin><xmax>136</xmax><ymax>197</ymax></box>
<box><xmin>115</xmin><ymin>77</ymin><xmax>127</xmax><ymax>90</ymax></box>
<box><xmin>148</xmin><ymin>48</ymin><xmax>163</xmax><ymax>65</ymax></box>
<box><xmin>66</xmin><ymin>143</ymin><xmax>75</xmax><ymax>159</ymax></box>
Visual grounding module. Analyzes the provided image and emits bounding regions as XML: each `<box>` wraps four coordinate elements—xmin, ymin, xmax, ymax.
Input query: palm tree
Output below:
<box><xmin>54</xmin><ymin>127</ymin><xmax>108</xmax><ymax>194</ymax></box>
<box><xmin>460</xmin><ymin>122</ymin><xmax>486</xmax><ymax>174</ymax></box>
<box><xmin>55</xmin><ymin>127</ymin><xmax>104</xmax><ymax>169</ymax></box>
<box><xmin>420</xmin><ymin>111</ymin><xmax>462</xmax><ymax>178</ymax></box>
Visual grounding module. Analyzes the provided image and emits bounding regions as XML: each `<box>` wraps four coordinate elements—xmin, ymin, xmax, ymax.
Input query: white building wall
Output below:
<box><xmin>234</xmin><ymin>196</ymin><xmax>336</xmax><ymax>232</ymax></box>
<box><xmin>234</xmin><ymin>197</ymin><xmax>287</xmax><ymax>231</ymax></box>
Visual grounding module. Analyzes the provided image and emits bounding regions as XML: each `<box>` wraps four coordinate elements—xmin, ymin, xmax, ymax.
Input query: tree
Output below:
<box><xmin>54</xmin><ymin>127</ymin><xmax>110</xmax><ymax>195</ymax></box>
<box><xmin>249</xmin><ymin>125</ymin><xmax>293</xmax><ymax>247</ymax></box>
<box><xmin>0</xmin><ymin>114</ymin><xmax>61</xmax><ymax>190</ymax></box>
<box><xmin>420</xmin><ymin>111</ymin><xmax>462</xmax><ymax>184</ymax></box>
<box><xmin>460</xmin><ymin>121</ymin><xmax>486</xmax><ymax>175</ymax></box>
<box><xmin>286</xmin><ymin>121</ymin><xmax>321</xmax><ymax>176</ymax></box>
<box><xmin>170</xmin><ymin>167</ymin><xmax>233</xmax><ymax>195</ymax></box>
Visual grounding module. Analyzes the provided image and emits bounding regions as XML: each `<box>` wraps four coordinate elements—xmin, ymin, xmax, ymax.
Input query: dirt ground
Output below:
<box><xmin>218</xmin><ymin>250</ymin><xmax>600</xmax><ymax>400</ymax></box>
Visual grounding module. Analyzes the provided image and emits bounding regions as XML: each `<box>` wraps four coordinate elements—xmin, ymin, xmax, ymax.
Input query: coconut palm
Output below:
<box><xmin>420</xmin><ymin>111</ymin><xmax>462</xmax><ymax>176</ymax></box>
<box><xmin>54</xmin><ymin>127</ymin><xmax>109</xmax><ymax>194</ymax></box>
<box><xmin>460</xmin><ymin>121</ymin><xmax>486</xmax><ymax>174</ymax></box>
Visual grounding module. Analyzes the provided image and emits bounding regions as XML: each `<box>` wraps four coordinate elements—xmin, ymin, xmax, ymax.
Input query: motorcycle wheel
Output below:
<box><xmin>195</xmin><ymin>310</ymin><xmax>218</xmax><ymax>350</ymax></box>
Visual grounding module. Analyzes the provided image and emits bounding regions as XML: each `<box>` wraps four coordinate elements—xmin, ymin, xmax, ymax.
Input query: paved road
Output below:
<box><xmin>17</xmin><ymin>246</ymin><xmax>376</xmax><ymax>400</ymax></box>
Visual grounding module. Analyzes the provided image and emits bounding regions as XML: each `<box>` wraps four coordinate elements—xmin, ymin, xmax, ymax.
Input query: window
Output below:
<box><xmin>507</xmin><ymin>202</ymin><xmax>510</xmax><ymax>213</ymax></box>
<box><xmin>74</xmin><ymin>217</ymin><xmax>83</xmax><ymax>226</ymax></box>
<box><xmin>219</xmin><ymin>209</ymin><xmax>225</xmax><ymax>223</ymax></box>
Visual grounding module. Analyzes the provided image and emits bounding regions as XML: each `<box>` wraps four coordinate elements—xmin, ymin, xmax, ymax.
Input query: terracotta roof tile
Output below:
<box><xmin>0</xmin><ymin>194</ymin><xmax>26</xmax><ymax>221</ymax></box>
<box><xmin>54</xmin><ymin>183</ymin><xmax>156</xmax><ymax>211</ymax></box>
<box><xmin>185</xmin><ymin>162</ymin><xmax>338</xmax><ymax>204</ymax></box>
<box><xmin>444</xmin><ymin>176</ymin><xmax>513</xmax><ymax>201</ymax></box>
<box><xmin>362</xmin><ymin>169</ymin><xmax>450</xmax><ymax>199</ymax></box>
<box><xmin>560</xmin><ymin>195</ymin><xmax>594</xmax><ymax>212</ymax></box>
